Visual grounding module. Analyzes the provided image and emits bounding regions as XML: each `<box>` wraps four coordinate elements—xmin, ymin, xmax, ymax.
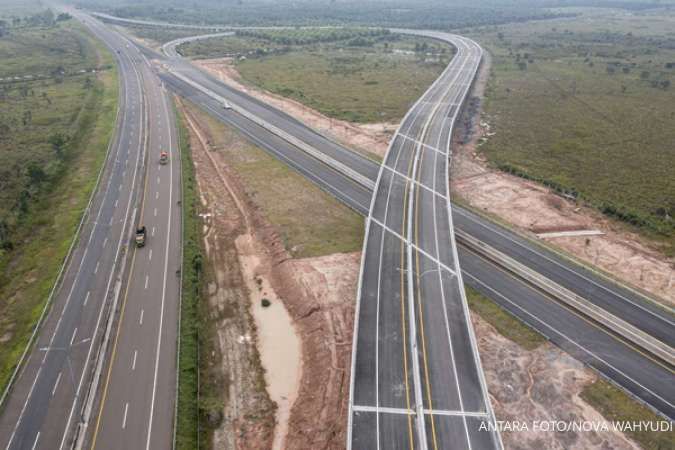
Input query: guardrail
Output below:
<box><xmin>456</xmin><ymin>229</ymin><xmax>675</xmax><ymax>367</ymax></box>
<box><xmin>166</xmin><ymin>69</ymin><xmax>376</xmax><ymax>191</ymax></box>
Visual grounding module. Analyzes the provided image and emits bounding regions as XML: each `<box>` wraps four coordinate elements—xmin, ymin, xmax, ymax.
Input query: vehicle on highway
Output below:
<box><xmin>223</xmin><ymin>101</ymin><xmax>232</xmax><ymax>110</ymax></box>
<box><xmin>159</xmin><ymin>150</ymin><xmax>169</xmax><ymax>165</ymax></box>
<box><xmin>135</xmin><ymin>226</ymin><xmax>147</xmax><ymax>247</ymax></box>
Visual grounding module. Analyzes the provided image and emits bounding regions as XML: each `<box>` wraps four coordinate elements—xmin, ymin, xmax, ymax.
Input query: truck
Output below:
<box><xmin>135</xmin><ymin>226</ymin><xmax>146</xmax><ymax>247</ymax></box>
<box><xmin>159</xmin><ymin>151</ymin><xmax>168</xmax><ymax>165</ymax></box>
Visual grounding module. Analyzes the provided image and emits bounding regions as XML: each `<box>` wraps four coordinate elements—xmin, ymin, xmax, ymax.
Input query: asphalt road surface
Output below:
<box><xmin>155</xmin><ymin>26</ymin><xmax>675</xmax><ymax>423</ymax></box>
<box><xmin>0</xmin><ymin>13</ymin><xmax>146</xmax><ymax>450</ymax></box>
<box><xmin>78</xmin><ymin>16</ymin><xmax>182</xmax><ymax>450</ymax></box>
<box><xmin>348</xmin><ymin>33</ymin><xmax>501</xmax><ymax>449</ymax></box>
<box><xmin>0</xmin><ymin>11</ymin><xmax>182</xmax><ymax>450</ymax></box>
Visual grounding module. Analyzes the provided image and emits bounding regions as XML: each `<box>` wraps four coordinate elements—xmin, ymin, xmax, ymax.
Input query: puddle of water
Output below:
<box><xmin>238</xmin><ymin>235</ymin><xmax>301</xmax><ymax>450</ymax></box>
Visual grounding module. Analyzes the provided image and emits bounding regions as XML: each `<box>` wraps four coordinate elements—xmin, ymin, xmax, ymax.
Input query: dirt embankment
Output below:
<box><xmin>179</xmin><ymin>99</ymin><xmax>275</xmax><ymax>449</ymax></box>
<box><xmin>193</xmin><ymin>58</ymin><xmax>396</xmax><ymax>159</ymax></box>
<box><xmin>179</xmin><ymin>99</ymin><xmax>358</xmax><ymax>449</ymax></box>
<box><xmin>452</xmin><ymin>54</ymin><xmax>674</xmax><ymax>306</ymax></box>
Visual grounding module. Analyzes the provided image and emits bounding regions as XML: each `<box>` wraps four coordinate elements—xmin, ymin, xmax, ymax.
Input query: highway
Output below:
<box><xmin>153</xmin><ymin>26</ymin><xmax>675</xmax><ymax>423</ymax></box>
<box><xmin>160</xmin><ymin>29</ymin><xmax>673</xmax><ymax>349</ymax></box>
<box><xmin>0</xmin><ymin>10</ymin><xmax>182</xmax><ymax>450</ymax></box>
<box><xmin>78</xmin><ymin>14</ymin><xmax>182</xmax><ymax>450</ymax></box>
<box><xmin>1</xmin><ymin>11</ymin><xmax>671</xmax><ymax>450</ymax></box>
<box><xmin>348</xmin><ymin>33</ymin><xmax>500</xmax><ymax>449</ymax></box>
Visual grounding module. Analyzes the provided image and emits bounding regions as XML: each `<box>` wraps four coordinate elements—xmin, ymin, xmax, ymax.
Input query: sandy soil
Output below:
<box><xmin>451</xmin><ymin>55</ymin><xmax>675</xmax><ymax>306</ymax></box>
<box><xmin>236</xmin><ymin>233</ymin><xmax>302</xmax><ymax>450</ymax></box>
<box><xmin>180</xmin><ymin>99</ymin><xmax>358</xmax><ymax>449</ymax></box>
<box><xmin>473</xmin><ymin>316</ymin><xmax>639</xmax><ymax>450</ymax></box>
<box><xmin>193</xmin><ymin>58</ymin><xmax>397</xmax><ymax>159</ymax></box>
<box><xmin>180</xmin><ymin>100</ymin><xmax>276</xmax><ymax>449</ymax></box>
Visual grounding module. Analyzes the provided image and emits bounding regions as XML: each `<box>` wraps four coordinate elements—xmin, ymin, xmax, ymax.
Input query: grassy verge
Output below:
<box><xmin>465</xmin><ymin>285</ymin><xmax>545</xmax><ymax>351</ymax></box>
<box><xmin>0</xmin><ymin>20</ymin><xmax>118</xmax><ymax>393</ymax></box>
<box><xmin>174</xmin><ymin>101</ymin><xmax>203</xmax><ymax>449</ymax></box>
<box><xmin>581</xmin><ymin>379</ymin><xmax>675</xmax><ymax>450</ymax></box>
<box><xmin>187</xmin><ymin>104</ymin><xmax>364</xmax><ymax>258</ymax></box>
<box><xmin>469</xmin><ymin>8</ymin><xmax>675</xmax><ymax>255</ymax></box>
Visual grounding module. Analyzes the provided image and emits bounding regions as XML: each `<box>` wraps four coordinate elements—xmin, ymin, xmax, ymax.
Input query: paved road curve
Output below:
<box><xmin>349</xmin><ymin>33</ymin><xmax>500</xmax><ymax>449</ymax></box>
<box><xmin>154</xmin><ymin>27</ymin><xmax>674</xmax><ymax>421</ymax></box>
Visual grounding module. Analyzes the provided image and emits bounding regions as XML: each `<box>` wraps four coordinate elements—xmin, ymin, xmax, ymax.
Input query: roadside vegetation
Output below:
<box><xmin>0</xmin><ymin>11</ymin><xmax>118</xmax><ymax>394</ymax></box>
<box><xmin>465</xmin><ymin>286</ymin><xmax>545</xmax><ymax>351</ymax></box>
<box><xmin>186</xmin><ymin>105</ymin><xmax>364</xmax><ymax>257</ymax></box>
<box><xmin>174</xmin><ymin>103</ymin><xmax>205</xmax><ymax>449</ymax></box>
<box><xmin>581</xmin><ymin>379</ymin><xmax>675</xmax><ymax>450</ymax></box>
<box><xmin>179</xmin><ymin>29</ymin><xmax>454</xmax><ymax>123</ymax></box>
<box><xmin>470</xmin><ymin>8</ymin><xmax>675</xmax><ymax>255</ymax></box>
<box><xmin>75</xmin><ymin>0</ymin><xmax>572</xmax><ymax>29</ymax></box>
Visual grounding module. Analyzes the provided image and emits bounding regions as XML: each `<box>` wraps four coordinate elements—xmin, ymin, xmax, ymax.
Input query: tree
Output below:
<box><xmin>27</xmin><ymin>163</ymin><xmax>46</xmax><ymax>185</ymax></box>
<box><xmin>517</xmin><ymin>61</ymin><xmax>527</xmax><ymax>70</ymax></box>
<box><xmin>49</xmin><ymin>133</ymin><xmax>67</xmax><ymax>158</ymax></box>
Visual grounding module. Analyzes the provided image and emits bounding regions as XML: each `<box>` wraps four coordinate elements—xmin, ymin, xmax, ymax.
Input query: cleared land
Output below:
<box><xmin>468</xmin><ymin>8</ymin><xmax>675</xmax><ymax>255</ymax></box>
<box><xmin>179</xmin><ymin>29</ymin><xmax>454</xmax><ymax>123</ymax></box>
<box><xmin>0</xmin><ymin>16</ymin><xmax>118</xmax><ymax>392</ymax></box>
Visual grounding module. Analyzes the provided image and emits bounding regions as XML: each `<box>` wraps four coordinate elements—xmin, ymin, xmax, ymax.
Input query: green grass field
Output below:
<box><xmin>179</xmin><ymin>30</ymin><xmax>453</xmax><ymax>123</ymax></box>
<box><xmin>0</xmin><ymin>18</ymin><xmax>118</xmax><ymax>393</ymax></box>
<box><xmin>469</xmin><ymin>8</ymin><xmax>675</xmax><ymax>254</ymax></box>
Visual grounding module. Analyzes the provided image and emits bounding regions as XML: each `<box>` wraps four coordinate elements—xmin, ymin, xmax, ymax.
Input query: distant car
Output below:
<box><xmin>223</xmin><ymin>101</ymin><xmax>232</xmax><ymax>110</ymax></box>
<box><xmin>159</xmin><ymin>151</ymin><xmax>168</xmax><ymax>165</ymax></box>
<box><xmin>135</xmin><ymin>226</ymin><xmax>146</xmax><ymax>247</ymax></box>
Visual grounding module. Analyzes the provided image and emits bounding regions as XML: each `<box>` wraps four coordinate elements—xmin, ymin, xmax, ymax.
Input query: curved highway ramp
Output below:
<box><xmin>348</xmin><ymin>33</ymin><xmax>501</xmax><ymax>449</ymax></box>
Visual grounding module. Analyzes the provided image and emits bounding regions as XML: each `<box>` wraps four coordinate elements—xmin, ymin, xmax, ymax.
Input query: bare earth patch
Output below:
<box><xmin>194</xmin><ymin>57</ymin><xmax>396</xmax><ymax>159</ymax></box>
<box><xmin>473</xmin><ymin>317</ymin><xmax>639</xmax><ymax>450</ymax></box>
<box><xmin>181</xmin><ymin>101</ymin><xmax>276</xmax><ymax>449</ymax></box>
<box><xmin>180</xmin><ymin>99</ymin><xmax>359</xmax><ymax>448</ymax></box>
<box><xmin>452</xmin><ymin>55</ymin><xmax>675</xmax><ymax>306</ymax></box>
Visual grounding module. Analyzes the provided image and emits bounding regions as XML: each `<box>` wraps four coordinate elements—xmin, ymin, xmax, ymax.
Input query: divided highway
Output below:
<box><xmin>348</xmin><ymin>34</ymin><xmax>499</xmax><ymax>449</ymax></box>
<box><xmin>78</xmin><ymin>15</ymin><xmax>182</xmax><ymax>450</ymax></box>
<box><xmin>153</xmin><ymin>25</ymin><xmax>675</xmax><ymax>423</ymax></box>
<box><xmin>1</xmin><ymin>11</ymin><xmax>671</xmax><ymax>450</ymax></box>
<box><xmin>0</xmin><ymin>10</ymin><xmax>182</xmax><ymax>450</ymax></box>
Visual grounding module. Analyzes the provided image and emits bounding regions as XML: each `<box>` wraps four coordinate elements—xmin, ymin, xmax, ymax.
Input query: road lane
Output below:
<box><xmin>0</xmin><ymin>12</ymin><xmax>149</xmax><ymax>450</ymax></box>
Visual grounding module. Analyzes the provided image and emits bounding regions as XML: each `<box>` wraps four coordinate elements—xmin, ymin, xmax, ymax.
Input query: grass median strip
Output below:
<box><xmin>174</xmin><ymin>101</ymin><xmax>203</xmax><ymax>449</ymax></box>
